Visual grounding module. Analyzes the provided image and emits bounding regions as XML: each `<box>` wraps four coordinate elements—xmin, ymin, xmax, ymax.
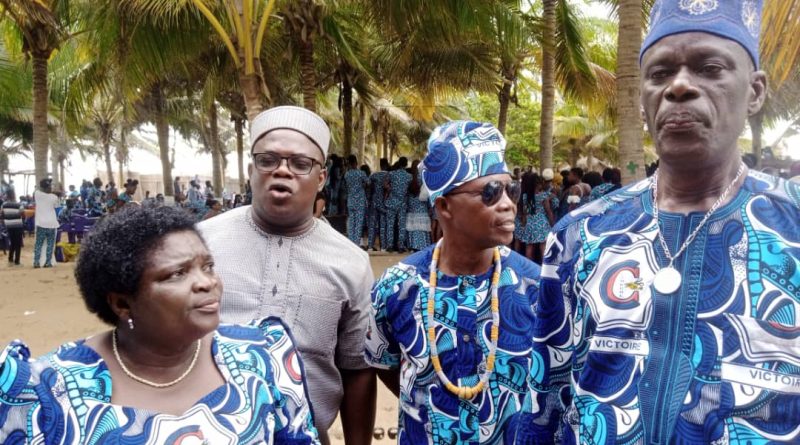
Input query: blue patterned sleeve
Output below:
<box><xmin>256</xmin><ymin>319</ymin><xmax>321</xmax><ymax>445</ymax></box>
<box><xmin>0</xmin><ymin>341</ymin><xmax>38</xmax><ymax>438</ymax></box>
<box><xmin>364</xmin><ymin>267</ymin><xmax>403</xmax><ymax>369</ymax></box>
<box><xmin>517</xmin><ymin>229</ymin><xmax>578</xmax><ymax>443</ymax></box>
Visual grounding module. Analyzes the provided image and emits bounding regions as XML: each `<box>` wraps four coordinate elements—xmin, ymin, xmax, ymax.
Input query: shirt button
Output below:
<box><xmin>462</xmin><ymin>334</ymin><xmax>471</xmax><ymax>343</ymax></box>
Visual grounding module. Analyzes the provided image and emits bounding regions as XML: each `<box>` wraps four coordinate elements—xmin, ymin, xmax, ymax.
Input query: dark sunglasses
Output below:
<box><xmin>448</xmin><ymin>180</ymin><xmax>521</xmax><ymax>206</ymax></box>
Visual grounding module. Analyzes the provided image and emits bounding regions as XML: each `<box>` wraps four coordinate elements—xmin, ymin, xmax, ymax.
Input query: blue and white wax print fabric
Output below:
<box><xmin>0</xmin><ymin>318</ymin><xmax>319</xmax><ymax>444</ymax></box>
<box><xmin>365</xmin><ymin>245</ymin><xmax>540</xmax><ymax>444</ymax></box>
<box><xmin>421</xmin><ymin>121</ymin><xmax>510</xmax><ymax>205</ymax></box>
<box><xmin>518</xmin><ymin>171</ymin><xmax>800</xmax><ymax>444</ymax></box>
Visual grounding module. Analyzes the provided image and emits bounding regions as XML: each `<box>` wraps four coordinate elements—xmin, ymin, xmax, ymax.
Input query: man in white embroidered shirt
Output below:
<box><xmin>199</xmin><ymin>106</ymin><xmax>376</xmax><ymax>445</ymax></box>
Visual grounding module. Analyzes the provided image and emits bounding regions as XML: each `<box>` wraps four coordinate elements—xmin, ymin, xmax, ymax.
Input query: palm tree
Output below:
<box><xmin>282</xmin><ymin>0</ymin><xmax>325</xmax><ymax>112</ymax></box>
<box><xmin>539</xmin><ymin>0</ymin><xmax>557</xmax><ymax>171</ymax></box>
<box><xmin>123</xmin><ymin>0</ymin><xmax>279</xmax><ymax>121</ymax></box>
<box><xmin>750</xmin><ymin>1</ymin><xmax>800</xmax><ymax>166</ymax></box>
<box><xmin>0</xmin><ymin>0</ymin><xmax>71</xmax><ymax>183</ymax></box>
<box><xmin>614</xmin><ymin>0</ymin><xmax>648</xmax><ymax>183</ymax></box>
<box><xmin>761</xmin><ymin>1</ymin><xmax>800</xmax><ymax>89</ymax></box>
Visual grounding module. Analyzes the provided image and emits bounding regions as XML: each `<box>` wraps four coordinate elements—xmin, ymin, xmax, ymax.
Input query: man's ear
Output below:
<box><xmin>748</xmin><ymin>70</ymin><xmax>768</xmax><ymax>116</ymax></box>
<box><xmin>247</xmin><ymin>163</ymin><xmax>253</xmax><ymax>178</ymax></box>
<box><xmin>318</xmin><ymin>168</ymin><xmax>327</xmax><ymax>192</ymax></box>
<box><xmin>434</xmin><ymin>196</ymin><xmax>452</xmax><ymax>222</ymax></box>
<box><xmin>107</xmin><ymin>292</ymin><xmax>133</xmax><ymax>325</ymax></box>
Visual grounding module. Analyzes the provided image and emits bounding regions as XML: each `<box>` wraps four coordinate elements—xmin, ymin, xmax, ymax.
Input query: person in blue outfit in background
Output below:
<box><xmin>404</xmin><ymin>166</ymin><xmax>432</xmax><ymax>252</ymax></box>
<box><xmin>368</xmin><ymin>158</ymin><xmax>391</xmax><ymax>251</ymax></box>
<box><xmin>365</xmin><ymin>121</ymin><xmax>540</xmax><ymax>445</ymax></box>
<box><xmin>518</xmin><ymin>1</ymin><xmax>800</xmax><ymax>443</ymax></box>
<box><xmin>385</xmin><ymin>157</ymin><xmax>412</xmax><ymax>252</ymax></box>
<box><xmin>344</xmin><ymin>154</ymin><xmax>369</xmax><ymax>247</ymax></box>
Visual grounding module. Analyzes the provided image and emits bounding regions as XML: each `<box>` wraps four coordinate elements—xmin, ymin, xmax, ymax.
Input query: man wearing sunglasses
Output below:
<box><xmin>365</xmin><ymin>121</ymin><xmax>540</xmax><ymax>444</ymax></box>
<box><xmin>198</xmin><ymin>106</ymin><xmax>376</xmax><ymax>445</ymax></box>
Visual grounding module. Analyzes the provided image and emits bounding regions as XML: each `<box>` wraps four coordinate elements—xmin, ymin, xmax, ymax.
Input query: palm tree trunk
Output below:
<box><xmin>240</xmin><ymin>71</ymin><xmax>267</xmax><ymax>122</ymax></box>
<box><xmin>538</xmin><ymin>0</ymin><xmax>556</xmax><ymax>171</ymax></box>
<box><xmin>342</xmin><ymin>71</ymin><xmax>353</xmax><ymax>157</ymax></box>
<box><xmin>59</xmin><ymin>159</ymin><xmax>65</xmax><ymax>189</ymax></box>
<box><xmin>102</xmin><ymin>128</ymin><xmax>114</xmax><ymax>185</ymax></box>
<box><xmin>117</xmin><ymin>128</ymin><xmax>127</xmax><ymax>188</ymax></box>
<box><xmin>616</xmin><ymin>0</ymin><xmax>645</xmax><ymax>184</ymax></box>
<box><xmin>355</xmin><ymin>102</ymin><xmax>367</xmax><ymax>167</ymax></box>
<box><xmin>50</xmin><ymin>153</ymin><xmax>59</xmax><ymax>190</ymax></box>
<box><xmin>382</xmin><ymin>122</ymin><xmax>389</xmax><ymax>162</ymax></box>
<box><xmin>497</xmin><ymin>79</ymin><xmax>512</xmax><ymax>134</ymax></box>
<box><xmin>298</xmin><ymin>39</ymin><xmax>317</xmax><ymax>111</ymax></box>
<box><xmin>749</xmin><ymin>112</ymin><xmax>763</xmax><ymax>169</ymax></box>
<box><xmin>209</xmin><ymin>103</ymin><xmax>223</xmax><ymax>197</ymax></box>
<box><xmin>153</xmin><ymin>84</ymin><xmax>174</xmax><ymax>197</ymax></box>
<box><xmin>32</xmin><ymin>51</ymin><xmax>50</xmax><ymax>183</ymax></box>
<box><xmin>235</xmin><ymin>117</ymin><xmax>245</xmax><ymax>193</ymax></box>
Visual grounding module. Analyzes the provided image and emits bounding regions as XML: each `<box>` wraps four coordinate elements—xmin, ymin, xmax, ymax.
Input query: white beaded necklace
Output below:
<box><xmin>112</xmin><ymin>329</ymin><xmax>202</xmax><ymax>388</ymax></box>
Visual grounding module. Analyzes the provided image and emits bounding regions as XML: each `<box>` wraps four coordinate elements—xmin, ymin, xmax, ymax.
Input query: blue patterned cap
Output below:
<box><xmin>420</xmin><ymin>121</ymin><xmax>510</xmax><ymax>205</ymax></box>
<box><xmin>640</xmin><ymin>0</ymin><xmax>762</xmax><ymax>68</ymax></box>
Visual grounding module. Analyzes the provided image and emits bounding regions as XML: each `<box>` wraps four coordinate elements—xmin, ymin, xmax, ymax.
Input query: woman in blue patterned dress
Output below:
<box><xmin>117</xmin><ymin>178</ymin><xmax>139</xmax><ymax>204</ymax></box>
<box><xmin>0</xmin><ymin>206</ymin><xmax>319</xmax><ymax>444</ymax></box>
<box><xmin>85</xmin><ymin>178</ymin><xmax>105</xmax><ymax>216</ymax></box>
<box><xmin>513</xmin><ymin>172</ymin><xmax>532</xmax><ymax>254</ymax></box>
<box><xmin>516</xmin><ymin>173</ymin><xmax>541</xmax><ymax>261</ymax></box>
<box><xmin>343</xmin><ymin>155</ymin><xmax>368</xmax><ymax>246</ymax></box>
<box><xmin>405</xmin><ymin>169</ymin><xmax>432</xmax><ymax>251</ymax></box>
<box><xmin>528</xmin><ymin>174</ymin><xmax>557</xmax><ymax>261</ymax></box>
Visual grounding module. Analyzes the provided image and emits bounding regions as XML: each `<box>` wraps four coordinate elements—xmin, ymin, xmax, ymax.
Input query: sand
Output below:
<box><xmin>0</xmin><ymin>240</ymin><xmax>402</xmax><ymax>444</ymax></box>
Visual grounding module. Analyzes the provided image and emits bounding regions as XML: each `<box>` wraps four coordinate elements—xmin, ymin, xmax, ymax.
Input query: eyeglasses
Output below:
<box><xmin>447</xmin><ymin>180</ymin><xmax>521</xmax><ymax>206</ymax></box>
<box><xmin>252</xmin><ymin>152</ymin><xmax>322</xmax><ymax>175</ymax></box>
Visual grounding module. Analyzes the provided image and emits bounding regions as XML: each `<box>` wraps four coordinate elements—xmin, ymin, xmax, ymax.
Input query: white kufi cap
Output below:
<box><xmin>250</xmin><ymin>106</ymin><xmax>330</xmax><ymax>156</ymax></box>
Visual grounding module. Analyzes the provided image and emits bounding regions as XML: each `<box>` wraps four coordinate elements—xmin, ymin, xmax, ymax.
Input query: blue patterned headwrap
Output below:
<box><xmin>420</xmin><ymin>121</ymin><xmax>510</xmax><ymax>205</ymax></box>
<box><xmin>640</xmin><ymin>0</ymin><xmax>762</xmax><ymax>68</ymax></box>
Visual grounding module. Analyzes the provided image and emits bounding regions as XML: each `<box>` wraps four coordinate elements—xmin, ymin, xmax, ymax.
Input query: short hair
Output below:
<box><xmin>583</xmin><ymin>171</ymin><xmax>603</xmax><ymax>189</ymax></box>
<box><xmin>602</xmin><ymin>168</ymin><xmax>614</xmax><ymax>183</ymax></box>
<box><xmin>611</xmin><ymin>168</ymin><xmax>622</xmax><ymax>185</ymax></box>
<box><xmin>570</xmin><ymin>167</ymin><xmax>584</xmax><ymax>180</ymax></box>
<box><xmin>75</xmin><ymin>206</ymin><xmax>199</xmax><ymax>325</ymax></box>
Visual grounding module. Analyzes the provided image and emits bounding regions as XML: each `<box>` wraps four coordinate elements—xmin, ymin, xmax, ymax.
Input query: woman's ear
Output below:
<box><xmin>107</xmin><ymin>292</ymin><xmax>133</xmax><ymax>325</ymax></box>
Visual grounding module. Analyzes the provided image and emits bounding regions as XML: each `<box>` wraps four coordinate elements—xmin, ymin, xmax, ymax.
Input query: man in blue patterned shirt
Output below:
<box><xmin>519</xmin><ymin>1</ymin><xmax>800</xmax><ymax>443</ymax></box>
<box><xmin>365</xmin><ymin>121</ymin><xmax>540</xmax><ymax>444</ymax></box>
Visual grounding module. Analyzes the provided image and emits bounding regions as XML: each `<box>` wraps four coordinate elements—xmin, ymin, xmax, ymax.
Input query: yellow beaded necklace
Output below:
<box><xmin>426</xmin><ymin>240</ymin><xmax>501</xmax><ymax>399</ymax></box>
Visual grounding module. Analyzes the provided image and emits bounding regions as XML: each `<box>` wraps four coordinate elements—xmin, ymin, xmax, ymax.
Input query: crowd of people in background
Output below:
<box><xmin>321</xmin><ymin>153</ymin><xmax>435</xmax><ymax>253</ymax></box>
<box><xmin>321</xmin><ymin>155</ymin><xmax>628</xmax><ymax>263</ymax></box>
<box><xmin>0</xmin><ymin>174</ymin><xmax>257</xmax><ymax>268</ymax></box>
<box><xmin>326</xmin><ymin>155</ymin><xmax>800</xmax><ymax>265</ymax></box>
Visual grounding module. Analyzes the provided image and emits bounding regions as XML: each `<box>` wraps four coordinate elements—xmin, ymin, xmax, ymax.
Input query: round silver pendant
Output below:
<box><xmin>653</xmin><ymin>267</ymin><xmax>682</xmax><ymax>294</ymax></box>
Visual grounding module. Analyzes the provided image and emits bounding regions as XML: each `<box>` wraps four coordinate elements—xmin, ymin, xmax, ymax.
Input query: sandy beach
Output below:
<box><xmin>0</xmin><ymin>239</ymin><xmax>402</xmax><ymax>444</ymax></box>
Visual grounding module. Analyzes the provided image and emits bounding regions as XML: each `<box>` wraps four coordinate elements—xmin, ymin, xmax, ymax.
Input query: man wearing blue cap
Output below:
<box><xmin>365</xmin><ymin>121</ymin><xmax>540</xmax><ymax>444</ymax></box>
<box><xmin>520</xmin><ymin>1</ymin><xmax>800</xmax><ymax>444</ymax></box>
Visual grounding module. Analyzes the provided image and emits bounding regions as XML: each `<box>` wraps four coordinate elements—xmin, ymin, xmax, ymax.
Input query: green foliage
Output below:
<box><xmin>463</xmin><ymin>92</ymin><xmax>541</xmax><ymax>167</ymax></box>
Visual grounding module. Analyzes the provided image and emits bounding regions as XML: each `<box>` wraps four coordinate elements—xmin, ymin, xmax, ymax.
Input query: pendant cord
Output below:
<box><xmin>652</xmin><ymin>163</ymin><xmax>745</xmax><ymax>266</ymax></box>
